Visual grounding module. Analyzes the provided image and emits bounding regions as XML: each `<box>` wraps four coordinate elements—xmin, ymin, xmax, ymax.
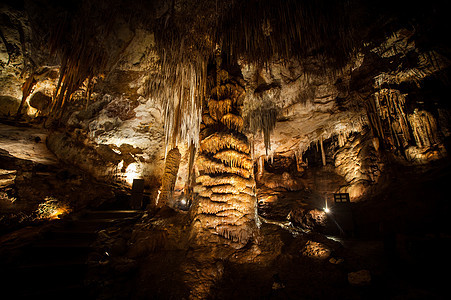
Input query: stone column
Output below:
<box><xmin>191</xmin><ymin>69</ymin><xmax>257</xmax><ymax>248</ymax></box>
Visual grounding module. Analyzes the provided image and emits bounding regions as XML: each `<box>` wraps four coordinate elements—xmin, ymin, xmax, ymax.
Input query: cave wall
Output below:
<box><xmin>1</xmin><ymin>1</ymin><xmax>166</xmax><ymax>192</ymax></box>
<box><xmin>0</xmin><ymin>0</ymin><xmax>450</xmax><ymax>204</ymax></box>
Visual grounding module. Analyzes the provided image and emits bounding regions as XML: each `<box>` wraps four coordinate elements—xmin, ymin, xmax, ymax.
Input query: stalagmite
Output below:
<box><xmin>369</xmin><ymin>89</ymin><xmax>412</xmax><ymax>150</ymax></box>
<box><xmin>197</xmin><ymin>154</ymin><xmax>252</xmax><ymax>178</ymax></box>
<box><xmin>257</xmin><ymin>156</ymin><xmax>265</xmax><ymax>180</ymax></box>
<box><xmin>196</xmin><ymin>174</ymin><xmax>255</xmax><ymax>189</ymax></box>
<box><xmin>213</xmin><ymin>150</ymin><xmax>253</xmax><ymax>170</ymax></box>
<box><xmin>208</xmin><ymin>98</ymin><xmax>232</xmax><ymax>121</ymax></box>
<box><xmin>158</xmin><ymin>147</ymin><xmax>181</xmax><ymax>208</ymax></box>
<box><xmin>192</xmin><ymin>69</ymin><xmax>257</xmax><ymax>247</ymax></box>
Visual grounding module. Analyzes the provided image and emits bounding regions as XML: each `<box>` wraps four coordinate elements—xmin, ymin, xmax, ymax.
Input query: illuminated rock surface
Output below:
<box><xmin>1</xmin><ymin>0</ymin><xmax>451</xmax><ymax>299</ymax></box>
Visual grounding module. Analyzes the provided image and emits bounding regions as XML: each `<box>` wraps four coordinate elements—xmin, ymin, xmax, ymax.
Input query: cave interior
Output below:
<box><xmin>1</xmin><ymin>0</ymin><xmax>451</xmax><ymax>299</ymax></box>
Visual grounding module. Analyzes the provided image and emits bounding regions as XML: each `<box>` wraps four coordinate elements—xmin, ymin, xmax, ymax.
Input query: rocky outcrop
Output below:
<box><xmin>1</xmin><ymin>2</ymin><xmax>165</xmax><ymax>191</ymax></box>
<box><xmin>241</xmin><ymin>58</ymin><xmax>367</xmax><ymax>159</ymax></box>
<box><xmin>301</xmin><ymin>240</ymin><xmax>331</xmax><ymax>260</ymax></box>
<box><xmin>334</xmin><ymin>129</ymin><xmax>384</xmax><ymax>199</ymax></box>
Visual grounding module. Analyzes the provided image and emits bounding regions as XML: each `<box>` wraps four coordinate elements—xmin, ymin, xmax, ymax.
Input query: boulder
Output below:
<box><xmin>288</xmin><ymin>207</ymin><xmax>326</xmax><ymax>231</ymax></box>
<box><xmin>28</xmin><ymin>91</ymin><xmax>51</xmax><ymax>111</ymax></box>
<box><xmin>301</xmin><ymin>240</ymin><xmax>331</xmax><ymax>259</ymax></box>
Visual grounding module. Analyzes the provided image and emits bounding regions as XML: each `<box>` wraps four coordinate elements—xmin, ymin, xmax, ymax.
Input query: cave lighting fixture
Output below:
<box><xmin>324</xmin><ymin>198</ymin><xmax>330</xmax><ymax>213</ymax></box>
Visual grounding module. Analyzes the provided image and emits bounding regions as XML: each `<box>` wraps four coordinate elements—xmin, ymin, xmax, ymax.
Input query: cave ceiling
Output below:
<box><xmin>1</xmin><ymin>0</ymin><xmax>450</xmax><ymax>185</ymax></box>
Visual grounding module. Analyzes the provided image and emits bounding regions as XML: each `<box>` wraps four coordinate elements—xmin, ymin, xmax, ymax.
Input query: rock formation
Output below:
<box><xmin>191</xmin><ymin>69</ymin><xmax>257</xmax><ymax>247</ymax></box>
<box><xmin>1</xmin><ymin>0</ymin><xmax>451</xmax><ymax>299</ymax></box>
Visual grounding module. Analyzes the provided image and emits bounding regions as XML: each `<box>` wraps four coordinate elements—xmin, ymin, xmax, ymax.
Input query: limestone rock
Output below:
<box><xmin>0</xmin><ymin>169</ymin><xmax>16</xmax><ymax>188</ymax></box>
<box><xmin>404</xmin><ymin>145</ymin><xmax>447</xmax><ymax>164</ymax></box>
<box><xmin>260</xmin><ymin>171</ymin><xmax>304</xmax><ymax>191</ymax></box>
<box><xmin>301</xmin><ymin>240</ymin><xmax>331</xmax><ymax>259</ymax></box>
<box><xmin>28</xmin><ymin>91</ymin><xmax>51</xmax><ymax>111</ymax></box>
<box><xmin>0</xmin><ymin>95</ymin><xmax>20</xmax><ymax>116</ymax></box>
<box><xmin>288</xmin><ymin>207</ymin><xmax>326</xmax><ymax>231</ymax></box>
<box><xmin>334</xmin><ymin>130</ymin><xmax>383</xmax><ymax>200</ymax></box>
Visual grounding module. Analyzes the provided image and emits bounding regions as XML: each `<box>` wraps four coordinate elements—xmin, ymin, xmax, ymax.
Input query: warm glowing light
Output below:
<box><xmin>125</xmin><ymin>163</ymin><xmax>140</xmax><ymax>185</ymax></box>
<box><xmin>112</xmin><ymin>148</ymin><xmax>122</xmax><ymax>155</ymax></box>
<box><xmin>156</xmin><ymin>190</ymin><xmax>161</xmax><ymax>206</ymax></box>
<box><xmin>49</xmin><ymin>207</ymin><xmax>70</xmax><ymax>219</ymax></box>
<box><xmin>180</xmin><ymin>198</ymin><xmax>186</xmax><ymax>205</ymax></box>
<box><xmin>27</xmin><ymin>105</ymin><xmax>38</xmax><ymax>117</ymax></box>
<box><xmin>37</xmin><ymin>197</ymin><xmax>71</xmax><ymax>220</ymax></box>
<box><xmin>324</xmin><ymin>198</ymin><xmax>330</xmax><ymax>213</ymax></box>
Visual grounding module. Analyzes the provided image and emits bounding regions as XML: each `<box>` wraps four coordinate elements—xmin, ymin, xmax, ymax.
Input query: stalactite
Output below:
<box><xmin>153</xmin><ymin>61</ymin><xmax>206</xmax><ymax>157</ymax></box>
<box><xmin>220</xmin><ymin>113</ymin><xmax>244</xmax><ymax>132</ymax></box>
<box><xmin>16</xmin><ymin>75</ymin><xmax>37</xmax><ymax>117</ymax></box>
<box><xmin>220</xmin><ymin>0</ymin><xmax>356</xmax><ymax>68</ymax></box>
<box><xmin>338</xmin><ymin>132</ymin><xmax>350</xmax><ymax>148</ymax></box>
<box><xmin>45</xmin><ymin>2</ymin><xmax>114</xmax><ymax>121</ymax></box>
<box><xmin>213</xmin><ymin>150</ymin><xmax>253</xmax><ymax>170</ymax></box>
<box><xmin>408</xmin><ymin>109</ymin><xmax>439</xmax><ymax>148</ymax></box>
<box><xmin>243</xmin><ymin>95</ymin><xmax>278</xmax><ymax>155</ymax></box>
<box><xmin>368</xmin><ymin>89</ymin><xmax>412</xmax><ymax>150</ymax></box>
<box><xmin>257</xmin><ymin>156</ymin><xmax>265</xmax><ymax>181</ymax></box>
<box><xmin>320</xmin><ymin>136</ymin><xmax>326</xmax><ymax>166</ymax></box>
<box><xmin>200</xmin><ymin>132</ymin><xmax>250</xmax><ymax>155</ymax></box>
